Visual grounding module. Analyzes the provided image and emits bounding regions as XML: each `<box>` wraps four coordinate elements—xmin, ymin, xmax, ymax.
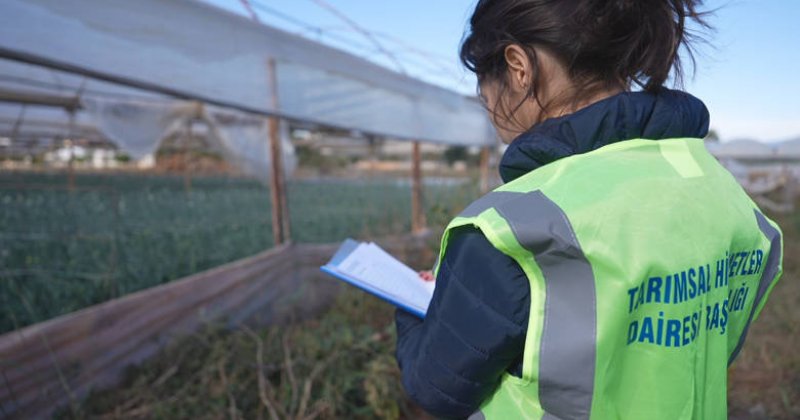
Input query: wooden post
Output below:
<box><xmin>479</xmin><ymin>146</ymin><xmax>491</xmax><ymax>194</ymax></box>
<box><xmin>67</xmin><ymin>110</ymin><xmax>76</xmax><ymax>191</ymax></box>
<box><xmin>183</xmin><ymin>117</ymin><xmax>193</xmax><ymax>193</ymax></box>
<box><xmin>783</xmin><ymin>164</ymin><xmax>796</xmax><ymax>212</ymax></box>
<box><xmin>411</xmin><ymin>141</ymin><xmax>426</xmax><ymax>234</ymax></box>
<box><xmin>367</xmin><ymin>135</ymin><xmax>378</xmax><ymax>171</ymax></box>
<box><xmin>267</xmin><ymin>58</ymin><xmax>290</xmax><ymax>245</ymax></box>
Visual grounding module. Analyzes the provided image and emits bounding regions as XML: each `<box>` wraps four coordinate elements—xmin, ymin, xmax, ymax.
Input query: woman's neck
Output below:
<box><xmin>547</xmin><ymin>85</ymin><xmax>626</xmax><ymax>121</ymax></box>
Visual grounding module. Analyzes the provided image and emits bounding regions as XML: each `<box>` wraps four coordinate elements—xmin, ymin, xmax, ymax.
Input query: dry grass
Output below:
<box><xmin>60</xmin><ymin>289</ymin><xmax>431</xmax><ymax>420</ymax></box>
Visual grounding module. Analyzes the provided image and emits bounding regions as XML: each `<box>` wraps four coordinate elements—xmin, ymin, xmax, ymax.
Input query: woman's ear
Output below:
<box><xmin>503</xmin><ymin>44</ymin><xmax>533</xmax><ymax>93</ymax></box>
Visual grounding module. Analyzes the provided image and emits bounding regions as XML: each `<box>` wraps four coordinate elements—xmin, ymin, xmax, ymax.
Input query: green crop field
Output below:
<box><xmin>0</xmin><ymin>171</ymin><xmax>479</xmax><ymax>333</ymax></box>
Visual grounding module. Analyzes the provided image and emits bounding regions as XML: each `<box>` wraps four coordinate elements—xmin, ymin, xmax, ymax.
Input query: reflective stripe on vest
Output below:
<box><xmin>495</xmin><ymin>191</ymin><xmax>596</xmax><ymax>419</ymax></box>
<box><xmin>728</xmin><ymin>210</ymin><xmax>783</xmax><ymax>365</ymax></box>
<box><xmin>456</xmin><ymin>190</ymin><xmax>595</xmax><ymax>419</ymax></box>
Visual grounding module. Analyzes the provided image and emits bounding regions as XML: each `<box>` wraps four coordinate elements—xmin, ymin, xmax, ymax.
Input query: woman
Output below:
<box><xmin>395</xmin><ymin>1</ymin><xmax>784</xmax><ymax>419</ymax></box>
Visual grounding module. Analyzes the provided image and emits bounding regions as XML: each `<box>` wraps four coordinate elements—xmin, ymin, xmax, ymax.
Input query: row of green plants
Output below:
<box><xmin>0</xmin><ymin>172</ymin><xmax>479</xmax><ymax>333</ymax></box>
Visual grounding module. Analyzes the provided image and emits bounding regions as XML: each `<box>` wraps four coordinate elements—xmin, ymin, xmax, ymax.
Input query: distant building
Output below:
<box><xmin>706</xmin><ymin>138</ymin><xmax>800</xmax><ymax>212</ymax></box>
<box><xmin>137</xmin><ymin>153</ymin><xmax>156</xmax><ymax>169</ymax></box>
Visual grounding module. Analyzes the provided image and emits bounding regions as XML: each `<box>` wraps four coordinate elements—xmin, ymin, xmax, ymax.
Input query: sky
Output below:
<box><xmin>204</xmin><ymin>0</ymin><xmax>800</xmax><ymax>143</ymax></box>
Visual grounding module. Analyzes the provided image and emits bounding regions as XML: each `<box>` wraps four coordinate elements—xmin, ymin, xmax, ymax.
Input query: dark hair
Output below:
<box><xmin>460</xmin><ymin>0</ymin><xmax>711</xmax><ymax>124</ymax></box>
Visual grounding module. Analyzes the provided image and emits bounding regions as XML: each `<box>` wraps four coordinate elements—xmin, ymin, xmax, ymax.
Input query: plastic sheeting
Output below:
<box><xmin>82</xmin><ymin>99</ymin><xmax>183</xmax><ymax>160</ymax></box>
<box><xmin>0</xmin><ymin>0</ymin><xmax>495</xmax><ymax>146</ymax></box>
<box><xmin>81</xmin><ymin>97</ymin><xmax>296</xmax><ymax>180</ymax></box>
<box><xmin>209</xmin><ymin>107</ymin><xmax>297</xmax><ymax>181</ymax></box>
<box><xmin>0</xmin><ymin>57</ymin><xmax>296</xmax><ymax>181</ymax></box>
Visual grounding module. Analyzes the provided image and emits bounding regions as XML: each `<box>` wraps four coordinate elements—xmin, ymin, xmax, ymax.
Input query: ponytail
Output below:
<box><xmin>460</xmin><ymin>0</ymin><xmax>712</xmax><ymax>111</ymax></box>
<box><xmin>568</xmin><ymin>0</ymin><xmax>712</xmax><ymax>91</ymax></box>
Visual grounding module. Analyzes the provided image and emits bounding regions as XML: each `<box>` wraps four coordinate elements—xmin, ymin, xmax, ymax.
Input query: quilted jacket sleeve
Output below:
<box><xmin>395</xmin><ymin>226</ymin><xmax>530</xmax><ymax>418</ymax></box>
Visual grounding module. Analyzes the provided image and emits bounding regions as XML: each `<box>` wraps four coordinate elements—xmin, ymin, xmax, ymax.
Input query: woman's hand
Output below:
<box><xmin>418</xmin><ymin>270</ymin><xmax>435</xmax><ymax>282</ymax></box>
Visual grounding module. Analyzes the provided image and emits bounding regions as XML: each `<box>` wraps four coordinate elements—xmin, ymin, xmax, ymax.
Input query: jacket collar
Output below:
<box><xmin>498</xmin><ymin>88</ymin><xmax>710</xmax><ymax>183</ymax></box>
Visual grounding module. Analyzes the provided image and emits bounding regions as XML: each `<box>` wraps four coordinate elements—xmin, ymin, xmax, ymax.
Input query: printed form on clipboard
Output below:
<box><xmin>320</xmin><ymin>239</ymin><xmax>435</xmax><ymax>318</ymax></box>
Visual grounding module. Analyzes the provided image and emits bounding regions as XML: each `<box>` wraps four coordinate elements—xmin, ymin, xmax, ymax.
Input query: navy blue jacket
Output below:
<box><xmin>395</xmin><ymin>89</ymin><xmax>710</xmax><ymax>419</ymax></box>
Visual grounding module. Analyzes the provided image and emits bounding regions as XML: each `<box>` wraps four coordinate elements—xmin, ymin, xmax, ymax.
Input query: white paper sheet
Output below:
<box><xmin>323</xmin><ymin>240</ymin><xmax>434</xmax><ymax>316</ymax></box>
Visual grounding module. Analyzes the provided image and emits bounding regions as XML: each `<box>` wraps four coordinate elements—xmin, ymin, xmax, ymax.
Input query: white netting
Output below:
<box><xmin>82</xmin><ymin>97</ymin><xmax>295</xmax><ymax>180</ymax></box>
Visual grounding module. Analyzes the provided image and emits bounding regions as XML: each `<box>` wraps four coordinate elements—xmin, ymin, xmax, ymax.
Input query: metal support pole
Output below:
<box><xmin>411</xmin><ymin>141</ymin><xmax>426</xmax><ymax>234</ymax></box>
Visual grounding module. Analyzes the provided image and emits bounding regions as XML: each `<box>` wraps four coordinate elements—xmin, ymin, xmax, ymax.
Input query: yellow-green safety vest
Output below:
<box><xmin>434</xmin><ymin>138</ymin><xmax>783</xmax><ymax>420</ymax></box>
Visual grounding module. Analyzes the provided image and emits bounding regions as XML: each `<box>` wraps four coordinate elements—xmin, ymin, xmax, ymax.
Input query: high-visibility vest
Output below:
<box><xmin>434</xmin><ymin>138</ymin><xmax>783</xmax><ymax>420</ymax></box>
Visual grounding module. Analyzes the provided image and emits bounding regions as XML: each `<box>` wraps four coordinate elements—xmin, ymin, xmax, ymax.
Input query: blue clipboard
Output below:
<box><xmin>320</xmin><ymin>239</ymin><xmax>427</xmax><ymax>319</ymax></box>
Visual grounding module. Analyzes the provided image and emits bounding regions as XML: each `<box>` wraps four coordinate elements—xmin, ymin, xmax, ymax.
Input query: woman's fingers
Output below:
<box><xmin>418</xmin><ymin>270</ymin><xmax>435</xmax><ymax>282</ymax></box>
